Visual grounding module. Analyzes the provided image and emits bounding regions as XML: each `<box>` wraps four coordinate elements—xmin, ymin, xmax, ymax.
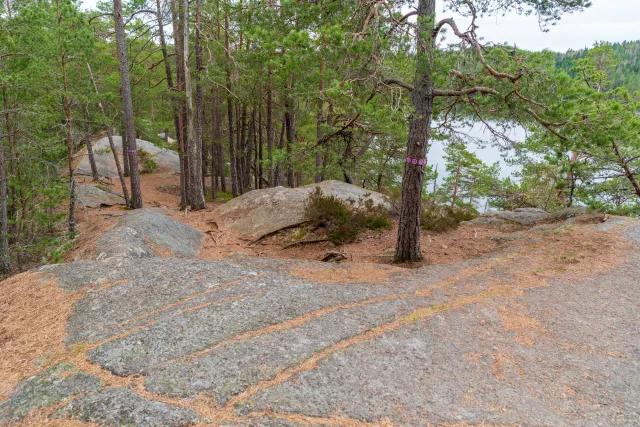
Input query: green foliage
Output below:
<box><xmin>489</xmin><ymin>162</ymin><xmax>566</xmax><ymax>212</ymax></box>
<box><xmin>435</xmin><ymin>141</ymin><xmax>500</xmax><ymax>209</ymax></box>
<box><xmin>304</xmin><ymin>188</ymin><xmax>391</xmax><ymax>245</ymax></box>
<box><xmin>420</xmin><ymin>200</ymin><xmax>477</xmax><ymax>233</ymax></box>
<box><xmin>138</xmin><ymin>149</ymin><xmax>158</xmax><ymax>174</ymax></box>
<box><xmin>0</xmin><ymin>0</ymin><xmax>626</xmax><ymax>271</ymax></box>
<box><xmin>557</xmin><ymin>40</ymin><xmax>640</xmax><ymax>96</ymax></box>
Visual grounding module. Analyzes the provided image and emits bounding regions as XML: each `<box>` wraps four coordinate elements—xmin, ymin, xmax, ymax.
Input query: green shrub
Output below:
<box><xmin>420</xmin><ymin>202</ymin><xmax>477</xmax><ymax>232</ymax></box>
<box><xmin>305</xmin><ymin>188</ymin><xmax>392</xmax><ymax>245</ymax></box>
<box><xmin>138</xmin><ymin>149</ymin><xmax>159</xmax><ymax>174</ymax></box>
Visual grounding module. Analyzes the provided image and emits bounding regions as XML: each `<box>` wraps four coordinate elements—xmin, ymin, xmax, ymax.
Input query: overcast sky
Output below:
<box><xmin>437</xmin><ymin>0</ymin><xmax>640</xmax><ymax>52</ymax></box>
<box><xmin>80</xmin><ymin>0</ymin><xmax>640</xmax><ymax>52</ymax></box>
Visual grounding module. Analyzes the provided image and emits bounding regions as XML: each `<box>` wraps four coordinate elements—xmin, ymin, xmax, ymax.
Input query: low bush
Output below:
<box><xmin>138</xmin><ymin>149</ymin><xmax>158</xmax><ymax>174</ymax></box>
<box><xmin>305</xmin><ymin>188</ymin><xmax>392</xmax><ymax>245</ymax></box>
<box><xmin>420</xmin><ymin>202</ymin><xmax>477</xmax><ymax>232</ymax></box>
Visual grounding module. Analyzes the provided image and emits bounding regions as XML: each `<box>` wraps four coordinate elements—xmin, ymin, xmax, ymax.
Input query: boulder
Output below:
<box><xmin>466</xmin><ymin>209</ymin><xmax>551</xmax><ymax>228</ymax></box>
<box><xmin>552</xmin><ymin>206</ymin><xmax>588</xmax><ymax>221</ymax></box>
<box><xmin>75</xmin><ymin>184</ymin><xmax>125</xmax><ymax>208</ymax></box>
<box><xmin>94</xmin><ymin>208</ymin><xmax>203</xmax><ymax>260</ymax></box>
<box><xmin>296</xmin><ymin>180</ymin><xmax>391</xmax><ymax>208</ymax></box>
<box><xmin>214</xmin><ymin>181</ymin><xmax>391</xmax><ymax>239</ymax></box>
<box><xmin>75</xmin><ymin>136</ymin><xmax>179</xmax><ymax>179</ymax></box>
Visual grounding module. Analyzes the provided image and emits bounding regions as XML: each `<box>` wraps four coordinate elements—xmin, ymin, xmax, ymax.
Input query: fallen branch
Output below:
<box><xmin>282</xmin><ymin>239</ymin><xmax>330</xmax><ymax>250</ymax></box>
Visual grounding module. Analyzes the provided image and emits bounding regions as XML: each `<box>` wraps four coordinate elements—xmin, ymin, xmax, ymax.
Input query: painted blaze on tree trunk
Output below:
<box><xmin>394</xmin><ymin>0</ymin><xmax>436</xmax><ymax>263</ymax></box>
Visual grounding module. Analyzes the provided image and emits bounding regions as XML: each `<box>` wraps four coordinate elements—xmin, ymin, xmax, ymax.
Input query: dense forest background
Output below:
<box><xmin>557</xmin><ymin>40</ymin><xmax>640</xmax><ymax>95</ymax></box>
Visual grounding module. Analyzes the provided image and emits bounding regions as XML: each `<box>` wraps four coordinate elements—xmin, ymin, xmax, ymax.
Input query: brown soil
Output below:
<box><xmin>71</xmin><ymin>173</ymin><xmax>512</xmax><ymax>266</ymax></box>
<box><xmin>68</xmin><ymin>173</ymin><xmax>630</xmax><ymax>274</ymax></box>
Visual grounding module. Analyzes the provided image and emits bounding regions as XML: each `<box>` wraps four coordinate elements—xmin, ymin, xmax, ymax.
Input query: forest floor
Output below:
<box><xmin>1</xmin><ymin>170</ymin><xmax>639</xmax><ymax>426</ymax></box>
<box><xmin>68</xmin><ymin>171</ymin><xmax>513</xmax><ymax>266</ymax></box>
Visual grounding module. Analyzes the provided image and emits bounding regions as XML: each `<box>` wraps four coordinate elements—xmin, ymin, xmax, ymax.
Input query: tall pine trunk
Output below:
<box><xmin>238</xmin><ymin>104</ymin><xmax>247</xmax><ymax>193</ymax></box>
<box><xmin>155</xmin><ymin>0</ymin><xmax>183</xmax><ymax>191</ymax></box>
<box><xmin>225</xmin><ymin>13</ymin><xmax>239</xmax><ymax>197</ymax></box>
<box><xmin>0</xmin><ymin>129</ymin><xmax>11</xmax><ymax>274</ymax></box>
<box><xmin>184</xmin><ymin>0</ymin><xmax>205</xmax><ymax>209</ymax></box>
<box><xmin>57</xmin><ymin>2</ymin><xmax>76</xmax><ymax>232</ymax></box>
<box><xmin>266</xmin><ymin>66</ymin><xmax>274</xmax><ymax>187</ymax></box>
<box><xmin>114</xmin><ymin>0</ymin><xmax>143</xmax><ymax>208</ymax></box>
<box><xmin>315</xmin><ymin>57</ymin><xmax>325</xmax><ymax>183</ymax></box>
<box><xmin>246</xmin><ymin>108</ymin><xmax>255</xmax><ymax>190</ymax></box>
<box><xmin>274</xmin><ymin>116</ymin><xmax>286</xmax><ymax>186</ymax></box>
<box><xmin>258</xmin><ymin>99</ymin><xmax>264</xmax><ymax>189</ymax></box>
<box><xmin>211</xmin><ymin>89</ymin><xmax>225</xmax><ymax>194</ymax></box>
<box><xmin>284</xmin><ymin>77</ymin><xmax>296</xmax><ymax>188</ymax></box>
<box><xmin>173</xmin><ymin>0</ymin><xmax>189</xmax><ymax>207</ymax></box>
<box><xmin>394</xmin><ymin>0</ymin><xmax>436</xmax><ymax>263</ymax></box>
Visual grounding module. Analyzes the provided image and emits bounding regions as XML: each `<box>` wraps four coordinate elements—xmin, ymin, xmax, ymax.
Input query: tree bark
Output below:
<box><xmin>238</xmin><ymin>104</ymin><xmax>248</xmax><ymax>192</ymax></box>
<box><xmin>82</xmin><ymin>104</ymin><xmax>99</xmax><ymax>181</ymax></box>
<box><xmin>172</xmin><ymin>0</ymin><xmax>189</xmax><ymax>207</ymax></box>
<box><xmin>114</xmin><ymin>0</ymin><xmax>143</xmax><ymax>208</ymax></box>
<box><xmin>274</xmin><ymin>116</ymin><xmax>286</xmax><ymax>186</ymax></box>
<box><xmin>122</xmin><ymin>131</ymin><xmax>130</xmax><ymax>177</ymax></box>
<box><xmin>266</xmin><ymin>65</ymin><xmax>274</xmax><ymax>186</ymax></box>
<box><xmin>57</xmin><ymin>3</ymin><xmax>76</xmax><ymax>232</ymax></box>
<box><xmin>247</xmin><ymin>108</ymin><xmax>255</xmax><ymax>190</ymax></box>
<box><xmin>315</xmin><ymin>57</ymin><xmax>325</xmax><ymax>183</ymax></box>
<box><xmin>212</xmin><ymin>88</ymin><xmax>225</xmax><ymax>194</ymax></box>
<box><xmin>87</xmin><ymin>63</ymin><xmax>131</xmax><ymax>206</ymax></box>
<box><xmin>184</xmin><ymin>0</ymin><xmax>205</xmax><ymax>209</ymax></box>
<box><xmin>612</xmin><ymin>140</ymin><xmax>640</xmax><ymax>198</ymax></box>
<box><xmin>394</xmin><ymin>0</ymin><xmax>436</xmax><ymax>263</ymax></box>
<box><xmin>258</xmin><ymin>99</ymin><xmax>263</xmax><ymax>189</ymax></box>
<box><xmin>284</xmin><ymin>78</ymin><xmax>296</xmax><ymax>188</ymax></box>
<box><xmin>0</xmin><ymin>129</ymin><xmax>11</xmax><ymax>274</ymax></box>
<box><xmin>225</xmin><ymin>13</ymin><xmax>239</xmax><ymax>197</ymax></box>
<box><xmin>155</xmin><ymin>0</ymin><xmax>183</xmax><ymax>190</ymax></box>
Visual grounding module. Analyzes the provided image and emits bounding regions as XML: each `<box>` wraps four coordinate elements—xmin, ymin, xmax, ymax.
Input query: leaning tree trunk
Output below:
<box><xmin>394</xmin><ymin>0</ymin><xmax>436</xmax><ymax>263</ymax></box>
<box><xmin>0</xmin><ymin>129</ymin><xmax>11</xmax><ymax>274</ymax></box>
<box><xmin>87</xmin><ymin>63</ymin><xmax>130</xmax><ymax>206</ymax></box>
<box><xmin>113</xmin><ymin>0</ymin><xmax>143</xmax><ymax>208</ymax></box>
<box><xmin>82</xmin><ymin>104</ymin><xmax>99</xmax><ymax>181</ymax></box>
<box><xmin>612</xmin><ymin>140</ymin><xmax>640</xmax><ymax>198</ymax></box>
